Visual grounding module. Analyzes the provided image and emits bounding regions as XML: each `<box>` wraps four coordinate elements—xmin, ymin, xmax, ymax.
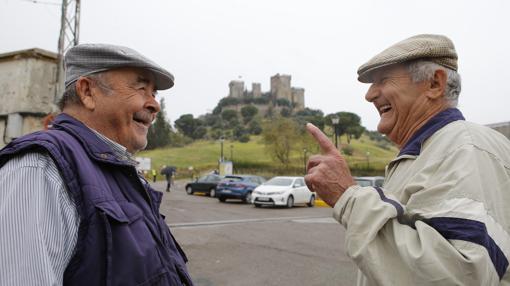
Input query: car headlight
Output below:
<box><xmin>268</xmin><ymin>191</ymin><xmax>285</xmax><ymax>195</ymax></box>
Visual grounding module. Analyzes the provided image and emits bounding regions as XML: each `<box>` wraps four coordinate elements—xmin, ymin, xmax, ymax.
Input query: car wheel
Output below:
<box><xmin>209</xmin><ymin>188</ymin><xmax>216</xmax><ymax>197</ymax></box>
<box><xmin>243</xmin><ymin>192</ymin><xmax>252</xmax><ymax>203</ymax></box>
<box><xmin>307</xmin><ymin>195</ymin><xmax>315</xmax><ymax>207</ymax></box>
<box><xmin>254</xmin><ymin>203</ymin><xmax>261</xmax><ymax>208</ymax></box>
<box><xmin>286</xmin><ymin>195</ymin><xmax>294</xmax><ymax>208</ymax></box>
<box><xmin>186</xmin><ymin>186</ymin><xmax>193</xmax><ymax>195</ymax></box>
<box><xmin>218</xmin><ymin>196</ymin><xmax>226</xmax><ymax>202</ymax></box>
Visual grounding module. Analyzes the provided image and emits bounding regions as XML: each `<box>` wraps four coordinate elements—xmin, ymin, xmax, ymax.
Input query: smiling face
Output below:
<box><xmin>364</xmin><ymin>64</ymin><xmax>446</xmax><ymax>147</ymax></box>
<box><xmin>81</xmin><ymin>67</ymin><xmax>161</xmax><ymax>153</ymax></box>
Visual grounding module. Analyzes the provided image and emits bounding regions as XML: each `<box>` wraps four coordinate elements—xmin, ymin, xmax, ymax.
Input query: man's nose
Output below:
<box><xmin>146</xmin><ymin>94</ymin><xmax>161</xmax><ymax>113</ymax></box>
<box><xmin>365</xmin><ymin>84</ymin><xmax>379</xmax><ymax>102</ymax></box>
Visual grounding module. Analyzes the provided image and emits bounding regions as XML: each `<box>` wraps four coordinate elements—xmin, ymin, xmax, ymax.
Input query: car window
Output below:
<box><xmin>211</xmin><ymin>175</ymin><xmax>222</xmax><ymax>182</ymax></box>
<box><xmin>293</xmin><ymin>179</ymin><xmax>303</xmax><ymax>187</ymax></box>
<box><xmin>223</xmin><ymin>176</ymin><xmax>242</xmax><ymax>183</ymax></box>
<box><xmin>355</xmin><ymin>179</ymin><xmax>372</xmax><ymax>187</ymax></box>
<box><xmin>198</xmin><ymin>176</ymin><xmax>208</xmax><ymax>182</ymax></box>
<box><xmin>375</xmin><ymin>179</ymin><xmax>384</xmax><ymax>187</ymax></box>
<box><xmin>265</xmin><ymin>177</ymin><xmax>293</xmax><ymax>186</ymax></box>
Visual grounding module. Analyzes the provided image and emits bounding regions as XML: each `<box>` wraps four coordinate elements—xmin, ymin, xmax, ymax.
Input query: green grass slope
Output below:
<box><xmin>138</xmin><ymin>134</ymin><xmax>398</xmax><ymax>179</ymax></box>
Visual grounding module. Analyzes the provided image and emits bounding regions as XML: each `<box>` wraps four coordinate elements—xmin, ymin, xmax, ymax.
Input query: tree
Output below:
<box><xmin>326</xmin><ymin>111</ymin><xmax>365</xmax><ymax>144</ymax></box>
<box><xmin>240</xmin><ymin>105</ymin><xmax>258</xmax><ymax>124</ymax></box>
<box><xmin>175</xmin><ymin>114</ymin><xmax>203</xmax><ymax>138</ymax></box>
<box><xmin>261</xmin><ymin>117</ymin><xmax>300</xmax><ymax>167</ymax></box>
<box><xmin>146</xmin><ymin>98</ymin><xmax>172</xmax><ymax>149</ymax></box>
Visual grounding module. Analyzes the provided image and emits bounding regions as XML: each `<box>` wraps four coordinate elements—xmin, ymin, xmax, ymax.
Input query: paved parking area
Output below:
<box><xmin>153</xmin><ymin>180</ymin><xmax>358</xmax><ymax>286</ymax></box>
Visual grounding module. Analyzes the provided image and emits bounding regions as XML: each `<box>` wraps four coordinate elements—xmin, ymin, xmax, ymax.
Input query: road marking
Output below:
<box><xmin>168</xmin><ymin>215</ymin><xmax>331</xmax><ymax>229</ymax></box>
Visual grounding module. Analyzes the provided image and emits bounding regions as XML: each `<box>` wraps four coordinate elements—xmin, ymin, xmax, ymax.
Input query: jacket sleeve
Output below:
<box><xmin>333</xmin><ymin>145</ymin><xmax>510</xmax><ymax>285</ymax></box>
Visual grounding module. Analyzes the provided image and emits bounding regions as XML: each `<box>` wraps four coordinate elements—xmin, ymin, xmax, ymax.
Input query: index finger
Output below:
<box><xmin>306</xmin><ymin>123</ymin><xmax>337</xmax><ymax>154</ymax></box>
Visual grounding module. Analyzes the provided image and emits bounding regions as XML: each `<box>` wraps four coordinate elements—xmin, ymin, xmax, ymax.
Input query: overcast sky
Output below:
<box><xmin>1</xmin><ymin>0</ymin><xmax>509</xmax><ymax>130</ymax></box>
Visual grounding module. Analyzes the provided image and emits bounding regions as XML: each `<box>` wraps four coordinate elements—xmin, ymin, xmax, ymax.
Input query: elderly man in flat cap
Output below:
<box><xmin>0</xmin><ymin>44</ymin><xmax>193</xmax><ymax>285</ymax></box>
<box><xmin>305</xmin><ymin>34</ymin><xmax>510</xmax><ymax>285</ymax></box>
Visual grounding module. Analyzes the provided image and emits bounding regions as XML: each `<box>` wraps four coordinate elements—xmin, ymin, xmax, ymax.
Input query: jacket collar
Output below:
<box><xmin>52</xmin><ymin>113</ymin><xmax>137</xmax><ymax>166</ymax></box>
<box><xmin>398</xmin><ymin>108</ymin><xmax>465</xmax><ymax>156</ymax></box>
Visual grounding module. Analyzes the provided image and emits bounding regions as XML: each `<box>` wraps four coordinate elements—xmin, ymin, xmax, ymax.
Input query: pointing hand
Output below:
<box><xmin>304</xmin><ymin>123</ymin><xmax>355</xmax><ymax>207</ymax></box>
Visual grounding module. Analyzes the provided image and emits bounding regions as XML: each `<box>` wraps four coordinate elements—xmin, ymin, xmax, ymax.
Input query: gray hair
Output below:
<box><xmin>407</xmin><ymin>60</ymin><xmax>462</xmax><ymax>107</ymax></box>
<box><xmin>57</xmin><ymin>72</ymin><xmax>111</xmax><ymax>110</ymax></box>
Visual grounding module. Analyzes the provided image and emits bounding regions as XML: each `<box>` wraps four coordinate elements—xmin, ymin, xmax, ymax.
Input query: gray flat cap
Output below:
<box><xmin>357</xmin><ymin>34</ymin><xmax>457</xmax><ymax>83</ymax></box>
<box><xmin>64</xmin><ymin>43</ymin><xmax>174</xmax><ymax>90</ymax></box>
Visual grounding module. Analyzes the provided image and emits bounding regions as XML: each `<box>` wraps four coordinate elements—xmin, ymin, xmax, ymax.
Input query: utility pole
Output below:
<box><xmin>55</xmin><ymin>0</ymin><xmax>81</xmax><ymax>103</ymax></box>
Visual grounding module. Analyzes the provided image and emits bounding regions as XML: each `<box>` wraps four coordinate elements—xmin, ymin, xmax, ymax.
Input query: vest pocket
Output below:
<box><xmin>95</xmin><ymin>201</ymin><xmax>168</xmax><ymax>286</ymax></box>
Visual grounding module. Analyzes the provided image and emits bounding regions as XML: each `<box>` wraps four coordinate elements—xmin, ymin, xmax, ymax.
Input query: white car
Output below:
<box><xmin>251</xmin><ymin>176</ymin><xmax>316</xmax><ymax>208</ymax></box>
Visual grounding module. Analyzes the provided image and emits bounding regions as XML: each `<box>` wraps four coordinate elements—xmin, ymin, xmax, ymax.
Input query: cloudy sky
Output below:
<box><xmin>1</xmin><ymin>0</ymin><xmax>509</xmax><ymax>130</ymax></box>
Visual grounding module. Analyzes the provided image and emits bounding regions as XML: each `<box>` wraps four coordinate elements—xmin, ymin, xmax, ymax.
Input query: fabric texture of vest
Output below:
<box><xmin>0</xmin><ymin>113</ymin><xmax>193</xmax><ymax>286</ymax></box>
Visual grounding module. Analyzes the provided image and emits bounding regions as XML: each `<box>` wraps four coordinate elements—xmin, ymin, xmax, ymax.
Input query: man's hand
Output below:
<box><xmin>304</xmin><ymin>123</ymin><xmax>355</xmax><ymax>207</ymax></box>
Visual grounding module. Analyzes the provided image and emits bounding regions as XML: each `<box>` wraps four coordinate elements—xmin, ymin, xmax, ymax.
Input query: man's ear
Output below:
<box><xmin>75</xmin><ymin>77</ymin><xmax>97</xmax><ymax>110</ymax></box>
<box><xmin>425</xmin><ymin>69</ymin><xmax>447</xmax><ymax>100</ymax></box>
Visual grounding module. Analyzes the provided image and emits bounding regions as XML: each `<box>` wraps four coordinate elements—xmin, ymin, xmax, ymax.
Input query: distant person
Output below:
<box><xmin>305</xmin><ymin>34</ymin><xmax>510</xmax><ymax>285</ymax></box>
<box><xmin>0</xmin><ymin>43</ymin><xmax>193</xmax><ymax>285</ymax></box>
<box><xmin>161</xmin><ymin>165</ymin><xmax>175</xmax><ymax>192</ymax></box>
<box><xmin>151</xmin><ymin>168</ymin><xmax>157</xmax><ymax>182</ymax></box>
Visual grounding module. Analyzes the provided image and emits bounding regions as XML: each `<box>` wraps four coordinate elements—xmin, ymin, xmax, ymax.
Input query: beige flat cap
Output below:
<box><xmin>357</xmin><ymin>34</ymin><xmax>458</xmax><ymax>83</ymax></box>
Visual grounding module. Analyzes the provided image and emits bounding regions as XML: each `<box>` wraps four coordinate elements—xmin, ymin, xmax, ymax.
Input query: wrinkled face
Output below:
<box><xmin>90</xmin><ymin>68</ymin><xmax>160</xmax><ymax>153</ymax></box>
<box><xmin>364</xmin><ymin>65</ymin><xmax>429</xmax><ymax>145</ymax></box>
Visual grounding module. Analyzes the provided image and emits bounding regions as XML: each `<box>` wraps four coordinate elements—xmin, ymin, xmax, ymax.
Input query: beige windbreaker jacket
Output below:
<box><xmin>333</xmin><ymin>109</ymin><xmax>510</xmax><ymax>285</ymax></box>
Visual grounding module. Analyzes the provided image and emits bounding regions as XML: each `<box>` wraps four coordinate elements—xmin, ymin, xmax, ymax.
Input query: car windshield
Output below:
<box><xmin>355</xmin><ymin>179</ymin><xmax>373</xmax><ymax>187</ymax></box>
<box><xmin>222</xmin><ymin>176</ymin><xmax>243</xmax><ymax>182</ymax></box>
<box><xmin>264</xmin><ymin>177</ymin><xmax>293</xmax><ymax>186</ymax></box>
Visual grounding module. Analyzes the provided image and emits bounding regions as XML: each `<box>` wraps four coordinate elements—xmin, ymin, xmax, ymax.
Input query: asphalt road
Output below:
<box><xmin>153</xmin><ymin>179</ymin><xmax>358</xmax><ymax>286</ymax></box>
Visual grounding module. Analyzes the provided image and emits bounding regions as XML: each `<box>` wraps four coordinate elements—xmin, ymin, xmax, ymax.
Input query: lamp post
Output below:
<box><xmin>366</xmin><ymin>151</ymin><xmax>371</xmax><ymax>169</ymax></box>
<box><xmin>230</xmin><ymin>144</ymin><xmax>234</xmax><ymax>162</ymax></box>
<box><xmin>331</xmin><ymin>115</ymin><xmax>340</xmax><ymax>149</ymax></box>
<box><xmin>303</xmin><ymin>148</ymin><xmax>308</xmax><ymax>175</ymax></box>
<box><xmin>220</xmin><ymin>137</ymin><xmax>224</xmax><ymax>162</ymax></box>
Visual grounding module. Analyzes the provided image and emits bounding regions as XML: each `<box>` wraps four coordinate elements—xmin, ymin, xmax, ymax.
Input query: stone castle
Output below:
<box><xmin>228</xmin><ymin>74</ymin><xmax>305</xmax><ymax>110</ymax></box>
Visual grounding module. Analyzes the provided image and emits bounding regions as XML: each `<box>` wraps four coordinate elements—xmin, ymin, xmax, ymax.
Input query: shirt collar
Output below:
<box><xmin>398</xmin><ymin>108</ymin><xmax>465</xmax><ymax>156</ymax></box>
<box><xmin>89</xmin><ymin>127</ymin><xmax>139</xmax><ymax>166</ymax></box>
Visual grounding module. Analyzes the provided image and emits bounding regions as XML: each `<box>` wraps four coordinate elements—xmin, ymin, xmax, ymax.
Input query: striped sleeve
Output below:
<box><xmin>0</xmin><ymin>152</ymin><xmax>80</xmax><ymax>286</ymax></box>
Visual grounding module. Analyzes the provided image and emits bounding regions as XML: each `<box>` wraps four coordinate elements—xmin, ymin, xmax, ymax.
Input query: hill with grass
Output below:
<box><xmin>139</xmin><ymin>133</ymin><xmax>398</xmax><ymax>180</ymax></box>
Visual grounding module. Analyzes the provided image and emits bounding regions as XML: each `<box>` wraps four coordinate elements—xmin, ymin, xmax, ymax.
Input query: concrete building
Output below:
<box><xmin>228</xmin><ymin>80</ymin><xmax>245</xmax><ymax>98</ymax></box>
<box><xmin>0</xmin><ymin>48</ymin><xmax>59</xmax><ymax>148</ymax></box>
<box><xmin>487</xmin><ymin>121</ymin><xmax>510</xmax><ymax>140</ymax></box>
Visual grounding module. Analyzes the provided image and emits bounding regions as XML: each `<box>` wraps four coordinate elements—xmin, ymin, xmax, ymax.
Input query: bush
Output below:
<box><xmin>238</xmin><ymin>134</ymin><xmax>250</xmax><ymax>143</ymax></box>
<box><xmin>342</xmin><ymin>145</ymin><xmax>354</xmax><ymax>156</ymax></box>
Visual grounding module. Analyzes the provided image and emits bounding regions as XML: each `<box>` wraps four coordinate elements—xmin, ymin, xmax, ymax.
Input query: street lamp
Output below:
<box><xmin>230</xmin><ymin>144</ymin><xmax>234</xmax><ymax>162</ymax></box>
<box><xmin>331</xmin><ymin>115</ymin><xmax>340</xmax><ymax>149</ymax></box>
<box><xmin>303</xmin><ymin>148</ymin><xmax>308</xmax><ymax>175</ymax></box>
<box><xmin>366</xmin><ymin>151</ymin><xmax>371</xmax><ymax>169</ymax></box>
<box><xmin>220</xmin><ymin>137</ymin><xmax>224</xmax><ymax>162</ymax></box>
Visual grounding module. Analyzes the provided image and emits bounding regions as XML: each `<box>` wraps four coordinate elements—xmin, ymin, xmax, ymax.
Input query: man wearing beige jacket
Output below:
<box><xmin>305</xmin><ymin>34</ymin><xmax>510</xmax><ymax>285</ymax></box>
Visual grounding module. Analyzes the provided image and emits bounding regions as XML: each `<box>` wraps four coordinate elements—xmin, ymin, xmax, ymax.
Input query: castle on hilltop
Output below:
<box><xmin>227</xmin><ymin>74</ymin><xmax>305</xmax><ymax>110</ymax></box>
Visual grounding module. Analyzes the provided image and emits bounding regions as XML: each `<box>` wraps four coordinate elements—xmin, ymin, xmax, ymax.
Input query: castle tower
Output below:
<box><xmin>252</xmin><ymin>83</ymin><xmax>262</xmax><ymax>98</ymax></box>
<box><xmin>270</xmin><ymin>74</ymin><xmax>292</xmax><ymax>101</ymax></box>
<box><xmin>228</xmin><ymin>80</ymin><xmax>244</xmax><ymax>98</ymax></box>
<box><xmin>291</xmin><ymin>87</ymin><xmax>305</xmax><ymax>110</ymax></box>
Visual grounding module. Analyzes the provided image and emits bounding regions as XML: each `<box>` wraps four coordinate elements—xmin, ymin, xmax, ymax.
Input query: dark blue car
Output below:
<box><xmin>216</xmin><ymin>175</ymin><xmax>266</xmax><ymax>203</ymax></box>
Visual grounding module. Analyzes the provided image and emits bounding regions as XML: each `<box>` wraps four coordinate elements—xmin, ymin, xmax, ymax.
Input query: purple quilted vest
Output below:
<box><xmin>0</xmin><ymin>113</ymin><xmax>193</xmax><ymax>286</ymax></box>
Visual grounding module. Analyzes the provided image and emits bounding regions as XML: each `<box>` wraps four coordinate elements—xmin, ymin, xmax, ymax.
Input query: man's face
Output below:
<box><xmin>90</xmin><ymin>67</ymin><xmax>160</xmax><ymax>153</ymax></box>
<box><xmin>364</xmin><ymin>65</ymin><xmax>430</xmax><ymax>146</ymax></box>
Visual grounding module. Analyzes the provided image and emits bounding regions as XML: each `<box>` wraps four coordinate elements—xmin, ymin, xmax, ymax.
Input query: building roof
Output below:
<box><xmin>0</xmin><ymin>48</ymin><xmax>58</xmax><ymax>63</ymax></box>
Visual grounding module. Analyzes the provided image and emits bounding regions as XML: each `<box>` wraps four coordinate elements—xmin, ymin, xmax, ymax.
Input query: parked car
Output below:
<box><xmin>252</xmin><ymin>176</ymin><xmax>315</xmax><ymax>208</ymax></box>
<box><xmin>216</xmin><ymin>175</ymin><xmax>266</xmax><ymax>203</ymax></box>
<box><xmin>354</xmin><ymin>176</ymin><xmax>385</xmax><ymax>187</ymax></box>
<box><xmin>185</xmin><ymin>174</ymin><xmax>223</xmax><ymax>197</ymax></box>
